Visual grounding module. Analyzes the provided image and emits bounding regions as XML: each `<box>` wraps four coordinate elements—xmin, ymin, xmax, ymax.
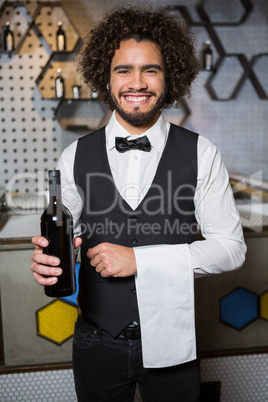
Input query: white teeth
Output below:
<box><xmin>125</xmin><ymin>96</ymin><xmax>149</xmax><ymax>102</ymax></box>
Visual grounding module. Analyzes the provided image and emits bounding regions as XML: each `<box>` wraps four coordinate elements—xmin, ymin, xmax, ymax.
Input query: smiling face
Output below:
<box><xmin>108</xmin><ymin>39</ymin><xmax>166</xmax><ymax>134</ymax></box>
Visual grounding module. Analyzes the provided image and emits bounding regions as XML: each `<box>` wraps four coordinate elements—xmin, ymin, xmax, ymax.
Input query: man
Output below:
<box><xmin>31</xmin><ymin>7</ymin><xmax>246</xmax><ymax>402</ymax></box>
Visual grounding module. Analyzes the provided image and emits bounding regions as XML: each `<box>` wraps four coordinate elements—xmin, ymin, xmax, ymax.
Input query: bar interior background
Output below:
<box><xmin>0</xmin><ymin>0</ymin><xmax>267</xmax><ymax>401</ymax></box>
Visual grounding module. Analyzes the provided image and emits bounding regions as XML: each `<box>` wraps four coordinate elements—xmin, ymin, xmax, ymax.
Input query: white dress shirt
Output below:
<box><xmin>57</xmin><ymin>111</ymin><xmax>246</xmax><ymax>368</ymax></box>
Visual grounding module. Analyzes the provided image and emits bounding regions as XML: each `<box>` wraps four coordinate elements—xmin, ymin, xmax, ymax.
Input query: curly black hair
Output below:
<box><xmin>76</xmin><ymin>6</ymin><xmax>199</xmax><ymax>109</ymax></box>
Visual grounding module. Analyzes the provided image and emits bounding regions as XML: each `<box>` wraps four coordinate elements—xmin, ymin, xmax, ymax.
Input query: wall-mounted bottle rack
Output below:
<box><xmin>0</xmin><ymin>0</ymin><xmax>110</xmax><ymax>131</ymax></box>
<box><xmin>0</xmin><ymin>1</ymin><xmax>33</xmax><ymax>56</ymax></box>
<box><xmin>30</xmin><ymin>1</ymin><xmax>109</xmax><ymax>130</ymax></box>
<box><xmin>0</xmin><ymin>0</ymin><xmax>266</xmax><ymax>135</ymax></box>
<box><xmin>54</xmin><ymin>98</ymin><xmax>109</xmax><ymax>132</ymax></box>
<box><xmin>166</xmin><ymin>0</ymin><xmax>267</xmax><ymax>100</ymax></box>
<box><xmin>35</xmin><ymin>47</ymin><xmax>84</xmax><ymax>100</ymax></box>
<box><xmin>31</xmin><ymin>1</ymin><xmax>81</xmax><ymax>54</ymax></box>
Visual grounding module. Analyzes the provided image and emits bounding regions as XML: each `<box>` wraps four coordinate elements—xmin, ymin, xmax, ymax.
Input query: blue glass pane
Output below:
<box><xmin>220</xmin><ymin>287</ymin><xmax>258</xmax><ymax>329</ymax></box>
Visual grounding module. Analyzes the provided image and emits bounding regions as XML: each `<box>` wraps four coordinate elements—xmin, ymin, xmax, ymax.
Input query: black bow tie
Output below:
<box><xmin>115</xmin><ymin>136</ymin><xmax>151</xmax><ymax>153</ymax></box>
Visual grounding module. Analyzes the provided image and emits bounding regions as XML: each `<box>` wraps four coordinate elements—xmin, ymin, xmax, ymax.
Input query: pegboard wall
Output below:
<box><xmin>0</xmin><ymin>0</ymin><xmax>267</xmax><ymax>198</ymax></box>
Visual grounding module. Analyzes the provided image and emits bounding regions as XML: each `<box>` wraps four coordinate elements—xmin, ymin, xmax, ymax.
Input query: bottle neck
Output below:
<box><xmin>47</xmin><ymin>189</ymin><xmax>62</xmax><ymax>216</ymax></box>
<box><xmin>49</xmin><ymin>179</ymin><xmax>61</xmax><ymax>195</ymax></box>
<box><xmin>48</xmin><ymin>172</ymin><xmax>62</xmax><ymax>204</ymax></box>
<box><xmin>49</xmin><ymin>194</ymin><xmax>62</xmax><ymax>204</ymax></box>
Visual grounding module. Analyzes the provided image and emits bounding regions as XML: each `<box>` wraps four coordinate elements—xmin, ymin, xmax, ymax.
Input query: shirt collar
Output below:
<box><xmin>107</xmin><ymin>110</ymin><xmax>168</xmax><ymax>153</ymax></box>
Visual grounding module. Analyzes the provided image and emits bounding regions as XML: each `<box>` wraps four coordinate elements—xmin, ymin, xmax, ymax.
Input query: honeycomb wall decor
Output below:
<box><xmin>220</xmin><ymin>286</ymin><xmax>268</xmax><ymax>330</ymax></box>
<box><xmin>32</xmin><ymin>1</ymin><xmax>85</xmax><ymax>102</ymax></box>
<box><xmin>0</xmin><ymin>1</ymin><xmax>33</xmax><ymax>55</ymax></box>
<box><xmin>205</xmin><ymin>52</ymin><xmax>268</xmax><ymax>100</ymax></box>
<box><xmin>36</xmin><ymin>299</ymin><xmax>78</xmax><ymax>345</ymax></box>
<box><xmin>220</xmin><ymin>287</ymin><xmax>258</xmax><ymax>330</ymax></box>
<box><xmin>259</xmin><ymin>291</ymin><xmax>268</xmax><ymax>321</ymax></box>
<box><xmin>54</xmin><ymin>98</ymin><xmax>109</xmax><ymax>131</ymax></box>
<box><xmin>32</xmin><ymin>1</ymin><xmax>81</xmax><ymax>53</ymax></box>
<box><xmin>167</xmin><ymin>0</ymin><xmax>267</xmax><ymax>100</ymax></box>
<box><xmin>36</xmin><ymin>52</ymin><xmax>83</xmax><ymax>100</ymax></box>
<box><xmin>195</xmin><ymin>0</ymin><xmax>253</xmax><ymax>26</ymax></box>
<box><xmin>35</xmin><ymin>262</ymin><xmax>79</xmax><ymax>345</ymax></box>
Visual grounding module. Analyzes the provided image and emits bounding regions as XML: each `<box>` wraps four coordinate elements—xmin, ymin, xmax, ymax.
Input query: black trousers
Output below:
<box><xmin>72</xmin><ymin>316</ymin><xmax>200</xmax><ymax>402</ymax></box>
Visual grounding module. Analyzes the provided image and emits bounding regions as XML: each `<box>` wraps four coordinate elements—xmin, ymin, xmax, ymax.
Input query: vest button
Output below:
<box><xmin>131</xmin><ymin>237</ymin><xmax>138</xmax><ymax>244</ymax></box>
<box><xmin>131</xmin><ymin>287</ymin><xmax>136</xmax><ymax>294</ymax></box>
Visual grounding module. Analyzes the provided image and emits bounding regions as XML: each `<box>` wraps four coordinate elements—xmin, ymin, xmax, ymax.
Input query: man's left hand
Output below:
<box><xmin>87</xmin><ymin>242</ymin><xmax>137</xmax><ymax>278</ymax></box>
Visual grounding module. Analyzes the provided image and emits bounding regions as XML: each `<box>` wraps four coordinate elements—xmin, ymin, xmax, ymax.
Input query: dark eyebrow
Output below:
<box><xmin>143</xmin><ymin>64</ymin><xmax>163</xmax><ymax>71</ymax></box>
<box><xmin>113</xmin><ymin>64</ymin><xmax>163</xmax><ymax>72</ymax></box>
<box><xmin>113</xmin><ymin>65</ymin><xmax>133</xmax><ymax>72</ymax></box>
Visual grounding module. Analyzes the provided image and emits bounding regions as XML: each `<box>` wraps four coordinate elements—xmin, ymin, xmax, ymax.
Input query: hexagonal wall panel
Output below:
<box><xmin>260</xmin><ymin>291</ymin><xmax>268</xmax><ymax>321</ymax></box>
<box><xmin>176</xmin><ymin>0</ymin><xmax>266</xmax><ymax>101</ymax></box>
<box><xmin>54</xmin><ymin>98</ymin><xmax>110</xmax><ymax>131</ymax></box>
<box><xmin>251</xmin><ymin>54</ymin><xmax>268</xmax><ymax>99</ymax></box>
<box><xmin>36</xmin><ymin>299</ymin><xmax>78</xmax><ymax>345</ymax></box>
<box><xmin>36</xmin><ymin>55</ymin><xmax>88</xmax><ymax>100</ymax></box>
<box><xmin>0</xmin><ymin>0</ymin><xmax>33</xmax><ymax>54</ymax></box>
<box><xmin>196</xmin><ymin>0</ymin><xmax>253</xmax><ymax>26</ymax></box>
<box><xmin>205</xmin><ymin>55</ymin><xmax>245</xmax><ymax>100</ymax></box>
<box><xmin>220</xmin><ymin>287</ymin><xmax>258</xmax><ymax>330</ymax></box>
<box><xmin>32</xmin><ymin>2</ymin><xmax>80</xmax><ymax>53</ymax></box>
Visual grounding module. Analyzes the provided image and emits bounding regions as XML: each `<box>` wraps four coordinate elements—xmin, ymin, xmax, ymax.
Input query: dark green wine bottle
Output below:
<box><xmin>41</xmin><ymin>170</ymin><xmax>76</xmax><ymax>297</ymax></box>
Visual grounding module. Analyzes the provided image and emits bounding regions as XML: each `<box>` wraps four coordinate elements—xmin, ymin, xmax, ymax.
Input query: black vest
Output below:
<box><xmin>74</xmin><ymin>124</ymin><xmax>198</xmax><ymax>337</ymax></box>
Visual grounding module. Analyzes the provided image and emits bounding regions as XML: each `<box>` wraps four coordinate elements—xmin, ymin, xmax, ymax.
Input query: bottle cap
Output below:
<box><xmin>57</xmin><ymin>21</ymin><xmax>63</xmax><ymax>27</ymax></box>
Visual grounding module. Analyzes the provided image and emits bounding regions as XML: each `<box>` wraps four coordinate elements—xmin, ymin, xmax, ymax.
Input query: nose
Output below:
<box><xmin>128</xmin><ymin>70</ymin><xmax>148</xmax><ymax>91</ymax></box>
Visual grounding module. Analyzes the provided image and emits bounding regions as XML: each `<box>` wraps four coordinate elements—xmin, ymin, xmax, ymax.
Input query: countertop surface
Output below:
<box><xmin>0</xmin><ymin>202</ymin><xmax>268</xmax><ymax>250</ymax></box>
<box><xmin>0</xmin><ymin>213</ymin><xmax>40</xmax><ymax>250</ymax></box>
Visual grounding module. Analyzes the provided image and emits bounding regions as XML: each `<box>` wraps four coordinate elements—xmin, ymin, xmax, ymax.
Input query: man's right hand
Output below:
<box><xmin>30</xmin><ymin>236</ymin><xmax>82</xmax><ymax>286</ymax></box>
